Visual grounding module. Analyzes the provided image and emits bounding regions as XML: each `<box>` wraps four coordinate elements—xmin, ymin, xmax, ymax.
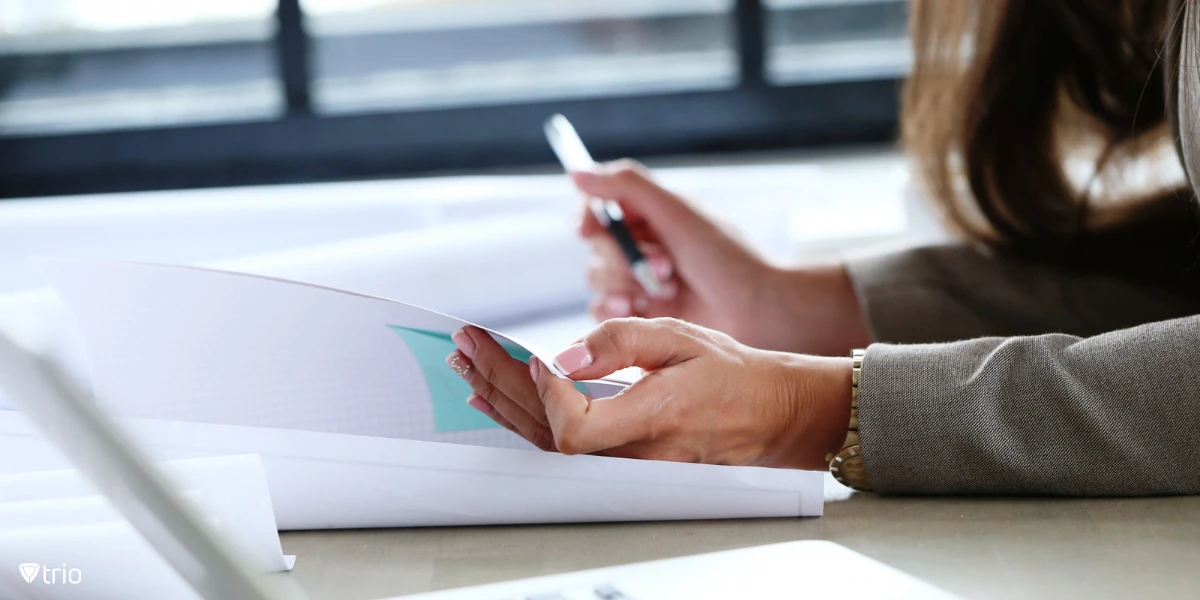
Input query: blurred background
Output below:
<box><xmin>0</xmin><ymin>0</ymin><xmax>909</xmax><ymax>193</ymax></box>
<box><xmin>0</xmin><ymin>0</ymin><xmax>939</xmax><ymax>400</ymax></box>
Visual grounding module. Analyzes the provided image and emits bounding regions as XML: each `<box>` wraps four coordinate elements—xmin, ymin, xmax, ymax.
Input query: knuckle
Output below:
<box><xmin>553</xmin><ymin>424</ymin><xmax>585</xmax><ymax>455</ymax></box>
<box><xmin>610</xmin><ymin>161</ymin><xmax>646</xmax><ymax>183</ymax></box>
<box><xmin>650</xmin><ymin>317</ymin><xmax>706</xmax><ymax>344</ymax></box>
<box><xmin>646</xmin><ymin>316</ymin><xmax>680</xmax><ymax>330</ymax></box>
<box><xmin>480</xmin><ymin>384</ymin><xmax>506</xmax><ymax>408</ymax></box>
<box><xmin>596</xmin><ymin>318</ymin><xmax>632</xmax><ymax>350</ymax></box>
<box><xmin>646</xmin><ymin>317</ymin><xmax>687</xmax><ymax>339</ymax></box>
<box><xmin>555</xmin><ymin>437</ymin><xmax>581</xmax><ymax>456</ymax></box>
<box><xmin>474</xmin><ymin>356</ymin><xmax>501</xmax><ymax>384</ymax></box>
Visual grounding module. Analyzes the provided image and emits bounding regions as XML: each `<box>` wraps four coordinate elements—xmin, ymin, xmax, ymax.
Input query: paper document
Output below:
<box><xmin>38</xmin><ymin>258</ymin><xmax>623</xmax><ymax>449</ymax></box>
<box><xmin>31</xmin><ymin>258</ymin><xmax>824</xmax><ymax>527</ymax></box>
<box><xmin>0</xmin><ymin>412</ymin><xmax>823</xmax><ymax>528</ymax></box>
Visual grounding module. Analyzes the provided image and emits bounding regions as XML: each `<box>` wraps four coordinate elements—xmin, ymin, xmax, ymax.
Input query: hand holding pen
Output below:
<box><xmin>545</xmin><ymin>115</ymin><xmax>667</xmax><ymax>298</ymax></box>
<box><xmin>545</xmin><ymin>114</ymin><xmax>814</xmax><ymax>347</ymax></box>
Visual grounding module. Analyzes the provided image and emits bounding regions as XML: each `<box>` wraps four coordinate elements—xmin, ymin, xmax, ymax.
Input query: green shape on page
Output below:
<box><xmin>386</xmin><ymin>326</ymin><xmax>589</xmax><ymax>433</ymax></box>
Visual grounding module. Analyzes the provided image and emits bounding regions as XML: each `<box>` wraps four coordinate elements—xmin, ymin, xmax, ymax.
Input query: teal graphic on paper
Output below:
<box><xmin>387</xmin><ymin>326</ymin><xmax>591</xmax><ymax>433</ymax></box>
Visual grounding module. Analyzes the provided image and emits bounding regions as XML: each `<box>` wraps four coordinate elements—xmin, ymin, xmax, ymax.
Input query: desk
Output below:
<box><xmin>280</xmin><ymin>476</ymin><xmax>1200</xmax><ymax>599</ymax></box>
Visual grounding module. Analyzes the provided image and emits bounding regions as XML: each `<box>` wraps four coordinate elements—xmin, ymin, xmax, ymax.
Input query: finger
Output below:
<box><xmin>586</xmin><ymin>254</ymin><xmax>635</xmax><ymax>295</ymax></box>
<box><xmin>588</xmin><ymin>237</ymin><xmax>677</xmax><ymax>301</ymax></box>
<box><xmin>454</xmin><ymin>327</ymin><xmax>549</xmax><ymax>427</ymax></box>
<box><xmin>449</xmin><ymin>350</ymin><xmax>557</xmax><ymax>451</ymax></box>
<box><xmin>589</xmin><ymin>294</ymin><xmax>633</xmax><ymax>322</ymax></box>
<box><xmin>466</xmin><ymin>393</ymin><xmax>519</xmax><ymax>433</ymax></box>
<box><xmin>579</xmin><ymin>196</ymin><xmax>655</xmax><ymax>243</ymax></box>
<box><xmin>553</xmin><ymin>318</ymin><xmax>702</xmax><ymax>381</ymax></box>
<box><xmin>630</xmin><ymin>291</ymin><xmax>681</xmax><ymax>319</ymax></box>
<box><xmin>577</xmin><ymin>199</ymin><xmax>605</xmax><ymax>238</ymax></box>
<box><xmin>467</xmin><ymin>393</ymin><xmax>557</xmax><ymax>454</ymax></box>
<box><xmin>571</xmin><ymin>162</ymin><xmax>707</xmax><ymax>243</ymax></box>
<box><xmin>586</xmin><ymin>256</ymin><xmax>639</xmax><ymax>297</ymax></box>
<box><xmin>532</xmin><ymin>357</ymin><xmax>663</xmax><ymax>456</ymax></box>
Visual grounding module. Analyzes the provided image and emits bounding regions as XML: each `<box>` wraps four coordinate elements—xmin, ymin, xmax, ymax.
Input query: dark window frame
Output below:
<box><xmin>0</xmin><ymin>0</ymin><xmax>901</xmax><ymax>199</ymax></box>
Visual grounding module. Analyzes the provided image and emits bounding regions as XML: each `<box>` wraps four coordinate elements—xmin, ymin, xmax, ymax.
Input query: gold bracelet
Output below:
<box><xmin>828</xmin><ymin>349</ymin><xmax>872</xmax><ymax>491</ymax></box>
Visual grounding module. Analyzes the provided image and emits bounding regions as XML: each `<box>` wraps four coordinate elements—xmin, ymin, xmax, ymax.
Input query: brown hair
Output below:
<box><xmin>1180</xmin><ymin>1</ymin><xmax>1200</xmax><ymax>189</ymax></box>
<box><xmin>903</xmin><ymin>0</ymin><xmax>1199</xmax><ymax>271</ymax></box>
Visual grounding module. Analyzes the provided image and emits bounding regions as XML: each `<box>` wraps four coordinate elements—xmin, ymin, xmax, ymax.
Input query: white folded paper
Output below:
<box><xmin>0</xmin><ymin>412</ymin><xmax>823</xmax><ymax>529</ymax></box>
<box><xmin>37</xmin><ymin>258</ymin><xmax>624</xmax><ymax>450</ymax></box>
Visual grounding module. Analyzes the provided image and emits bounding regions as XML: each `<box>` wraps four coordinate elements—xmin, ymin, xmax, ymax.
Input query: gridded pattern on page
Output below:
<box><xmin>42</xmin><ymin>259</ymin><xmax>536</xmax><ymax>450</ymax></box>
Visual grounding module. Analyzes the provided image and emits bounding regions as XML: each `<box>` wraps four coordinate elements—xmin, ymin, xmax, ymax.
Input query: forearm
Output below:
<box><xmin>844</xmin><ymin>244</ymin><xmax>1200</xmax><ymax>344</ymax></box>
<box><xmin>856</xmin><ymin>315</ymin><xmax>1200</xmax><ymax>496</ymax></box>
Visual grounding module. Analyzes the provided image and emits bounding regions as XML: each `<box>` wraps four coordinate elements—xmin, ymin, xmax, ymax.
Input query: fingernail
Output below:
<box><xmin>446</xmin><ymin>351</ymin><xmax>472</xmax><ymax>379</ymax></box>
<box><xmin>466</xmin><ymin>394</ymin><xmax>494</xmax><ymax>416</ymax></box>
<box><xmin>451</xmin><ymin>328</ymin><xmax>476</xmax><ymax>359</ymax></box>
<box><xmin>648</xmin><ymin>255</ymin><xmax>673</xmax><ymax>280</ymax></box>
<box><xmin>554</xmin><ymin>343</ymin><xmax>593</xmax><ymax>375</ymax></box>
<box><xmin>529</xmin><ymin>357</ymin><xmax>541</xmax><ymax>380</ymax></box>
<box><xmin>603</xmin><ymin>296</ymin><xmax>632</xmax><ymax>318</ymax></box>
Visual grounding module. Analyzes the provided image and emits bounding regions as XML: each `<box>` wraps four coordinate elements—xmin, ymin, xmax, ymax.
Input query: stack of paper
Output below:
<box><xmin>18</xmin><ymin>258</ymin><xmax>823</xmax><ymax>528</ymax></box>
<box><xmin>0</xmin><ymin>413</ymin><xmax>822</xmax><ymax>528</ymax></box>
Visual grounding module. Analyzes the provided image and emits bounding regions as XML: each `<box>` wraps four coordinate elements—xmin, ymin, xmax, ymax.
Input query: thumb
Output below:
<box><xmin>571</xmin><ymin>162</ymin><xmax>714</xmax><ymax>246</ymax></box>
<box><xmin>530</xmin><ymin>355</ymin><xmax>655</xmax><ymax>456</ymax></box>
<box><xmin>551</xmin><ymin>318</ymin><xmax>701</xmax><ymax>381</ymax></box>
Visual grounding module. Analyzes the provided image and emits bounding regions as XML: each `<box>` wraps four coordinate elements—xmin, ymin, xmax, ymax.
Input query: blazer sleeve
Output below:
<box><xmin>844</xmin><ymin>244</ymin><xmax>1200</xmax><ymax>344</ymax></box>
<box><xmin>855</xmin><ymin>315</ymin><xmax>1200</xmax><ymax>496</ymax></box>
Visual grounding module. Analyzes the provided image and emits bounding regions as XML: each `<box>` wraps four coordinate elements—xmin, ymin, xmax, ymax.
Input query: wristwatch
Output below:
<box><xmin>828</xmin><ymin>349</ymin><xmax>872</xmax><ymax>491</ymax></box>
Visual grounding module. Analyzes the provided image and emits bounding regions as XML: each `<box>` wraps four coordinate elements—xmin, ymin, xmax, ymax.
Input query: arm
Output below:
<box><xmin>455</xmin><ymin>312</ymin><xmax>1200</xmax><ymax>496</ymax></box>
<box><xmin>846</xmin><ymin>244</ymin><xmax>1200</xmax><ymax>344</ymax></box>
<box><xmin>858</xmin><ymin>315</ymin><xmax>1200</xmax><ymax>495</ymax></box>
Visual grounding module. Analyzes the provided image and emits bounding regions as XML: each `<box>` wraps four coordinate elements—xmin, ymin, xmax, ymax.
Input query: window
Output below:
<box><xmin>765</xmin><ymin>0</ymin><xmax>909</xmax><ymax>85</ymax></box>
<box><xmin>0</xmin><ymin>0</ymin><xmax>282</xmax><ymax>135</ymax></box>
<box><xmin>0</xmin><ymin>0</ymin><xmax>903</xmax><ymax>199</ymax></box>
<box><xmin>304</xmin><ymin>0</ymin><xmax>737</xmax><ymax>114</ymax></box>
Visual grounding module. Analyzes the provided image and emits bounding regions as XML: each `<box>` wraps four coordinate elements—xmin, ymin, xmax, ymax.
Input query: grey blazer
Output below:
<box><xmin>845</xmin><ymin>245</ymin><xmax>1200</xmax><ymax>496</ymax></box>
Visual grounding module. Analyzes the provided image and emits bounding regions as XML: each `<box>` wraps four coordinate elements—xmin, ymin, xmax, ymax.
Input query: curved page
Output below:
<box><xmin>37</xmin><ymin>258</ymin><xmax>623</xmax><ymax>449</ymax></box>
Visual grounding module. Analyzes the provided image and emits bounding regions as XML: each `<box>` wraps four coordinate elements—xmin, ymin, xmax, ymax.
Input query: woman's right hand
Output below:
<box><xmin>573</xmin><ymin>161</ymin><xmax>871</xmax><ymax>356</ymax></box>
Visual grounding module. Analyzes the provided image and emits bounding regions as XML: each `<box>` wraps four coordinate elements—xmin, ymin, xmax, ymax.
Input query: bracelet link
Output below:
<box><xmin>830</xmin><ymin>349</ymin><xmax>872</xmax><ymax>492</ymax></box>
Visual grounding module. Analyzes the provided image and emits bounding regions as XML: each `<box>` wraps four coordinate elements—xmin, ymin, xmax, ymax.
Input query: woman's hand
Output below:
<box><xmin>574</xmin><ymin>161</ymin><xmax>871</xmax><ymax>356</ymax></box>
<box><xmin>446</xmin><ymin>319</ymin><xmax>852</xmax><ymax>470</ymax></box>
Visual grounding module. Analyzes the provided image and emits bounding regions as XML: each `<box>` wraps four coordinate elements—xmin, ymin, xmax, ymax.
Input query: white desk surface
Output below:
<box><xmin>278</xmin><ymin>314</ymin><xmax>1200</xmax><ymax>600</ymax></box>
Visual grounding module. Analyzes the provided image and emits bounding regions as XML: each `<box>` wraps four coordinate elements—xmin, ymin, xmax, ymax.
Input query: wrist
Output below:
<box><xmin>768</xmin><ymin>354</ymin><xmax>854</xmax><ymax>470</ymax></box>
<box><xmin>753</xmin><ymin>263</ymin><xmax>872</xmax><ymax>356</ymax></box>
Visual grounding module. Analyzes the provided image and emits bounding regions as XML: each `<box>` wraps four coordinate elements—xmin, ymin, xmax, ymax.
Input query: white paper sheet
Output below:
<box><xmin>0</xmin><ymin>521</ymin><xmax>203</xmax><ymax>600</ymax></box>
<box><xmin>37</xmin><ymin>258</ymin><xmax>624</xmax><ymax>450</ymax></box>
<box><xmin>395</xmin><ymin>541</ymin><xmax>956</xmax><ymax>600</ymax></box>
<box><xmin>0</xmin><ymin>412</ymin><xmax>824</xmax><ymax>528</ymax></box>
<box><xmin>0</xmin><ymin>454</ymin><xmax>293</xmax><ymax>572</ymax></box>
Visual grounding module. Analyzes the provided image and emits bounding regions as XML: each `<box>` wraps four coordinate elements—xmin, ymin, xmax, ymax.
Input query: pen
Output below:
<box><xmin>544</xmin><ymin>114</ymin><xmax>665</xmax><ymax>297</ymax></box>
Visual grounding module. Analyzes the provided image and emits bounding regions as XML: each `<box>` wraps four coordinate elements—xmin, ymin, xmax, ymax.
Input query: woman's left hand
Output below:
<box><xmin>445</xmin><ymin>318</ymin><xmax>853</xmax><ymax>470</ymax></box>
